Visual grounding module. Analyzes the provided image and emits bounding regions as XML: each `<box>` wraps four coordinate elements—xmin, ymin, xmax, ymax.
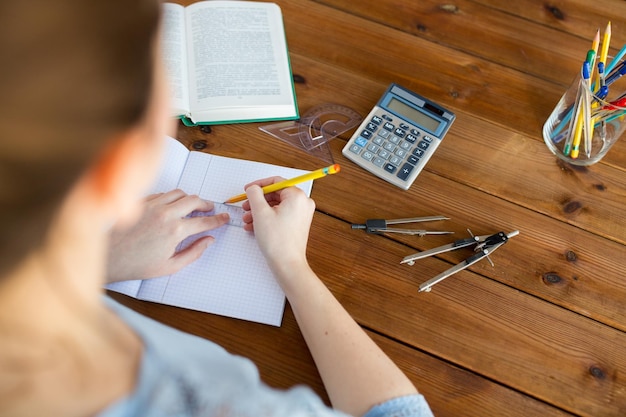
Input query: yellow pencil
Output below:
<box><xmin>224</xmin><ymin>164</ymin><xmax>340</xmax><ymax>204</ymax></box>
<box><xmin>594</xmin><ymin>22</ymin><xmax>611</xmax><ymax>90</ymax></box>
<box><xmin>570</xmin><ymin>98</ymin><xmax>584</xmax><ymax>159</ymax></box>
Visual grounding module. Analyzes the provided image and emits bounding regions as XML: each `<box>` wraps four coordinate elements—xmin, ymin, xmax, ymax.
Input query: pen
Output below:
<box><xmin>606</xmin><ymin>43</ymin><xmax>626</xmax><ymax>74</ymax></box>
<box><xmin>598</xmin><ymin>62</ymin><xmax>608</xmax><ymax>143</ymax></box>
<box><xmin>223</xmin><ymin>164</ymin><xmax>341</xmax><ymax>204</ymax></box>
<box><xmin>605</xmin><ymin>60</ymin><xmax>626</xmax><ymax>86</ymax></box>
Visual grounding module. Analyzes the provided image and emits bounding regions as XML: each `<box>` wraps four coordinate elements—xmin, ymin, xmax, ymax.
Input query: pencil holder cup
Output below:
<box><xmin>543</xmin><ymin>68</ymin><xmax>626</xmax><ymax>165</ymax></box>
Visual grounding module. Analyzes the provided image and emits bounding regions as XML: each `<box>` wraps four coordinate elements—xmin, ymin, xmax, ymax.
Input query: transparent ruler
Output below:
<box><xmin>188</xmin><ymin>202</ymin><xmax>245</xmax><ymax>227</ymax></box>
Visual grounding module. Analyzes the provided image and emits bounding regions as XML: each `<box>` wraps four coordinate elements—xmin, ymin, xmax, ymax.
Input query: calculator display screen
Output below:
<box><xmin>387</xmin><ymin>98</ymin><xmax>441</xmax><ymax>133</ymax></box>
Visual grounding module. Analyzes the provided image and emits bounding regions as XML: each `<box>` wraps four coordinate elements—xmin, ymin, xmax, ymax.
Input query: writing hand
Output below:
<box><xmin>241</xmin><ymin>177</ymin><xmax>315</xmax><ymax>286</ymax></box>
<box><xmin>106</xmin><ymin>189</ymin><xmax>229</xmax><ymax>283</ymax></box>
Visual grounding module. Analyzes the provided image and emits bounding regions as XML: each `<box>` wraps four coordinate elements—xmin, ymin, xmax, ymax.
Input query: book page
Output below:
<box><xmin>162</xmin><ymin>3</ymin><xmax>190</xmax><ymax>117</ymax></box>
<box><xmin>185</xmin><ymin>1</ymin><xmax>297</xmax><ymax>123</ymax></box>
<box><xmin>117</xmin><ymin>136</ymin><xmax>311</xmax><ymax>326</ymax></box>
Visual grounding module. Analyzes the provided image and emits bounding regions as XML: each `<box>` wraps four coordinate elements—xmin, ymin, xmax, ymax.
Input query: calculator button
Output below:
<box><xmin>394</xmin><ymin>127</ymin><xmax>406</xmax><ymax>138</ymax></box>
<box><xmin>410</xmin><ymin>128</ymin><xmax>420</xmax><ymax>135</ymax></box>
<box><xmin>417</xmin><ymin>140</ymin><xmax>430</xmax><ymax>150</ymax></box>
<box><xmin>361</xmin><ymin>150</ymin><xmax>374</xmax><ymax>161</ymax></box>
<box><xmin>383</xmin><ymin>142</ymin><xmax>396</xmax><ymax>152</ymax></box>
<box><xmin>373</xmin><ymin>157</ymin><xmax>385</xmax><ymax>167</ymax></box>
<box><xmin>378</xmin><ymin>149</ymin><xmax>391</xmax><ymax>159</ymax></box>
<box><xmin>373</xmin><ymin>136</ymin><xmax>384</xmax><ymax>146</ymax></box>
<box><xmin>348</xmin><ymin>144</ymin><xmax>362</xmax><ymax>154</ymax></box>
<box><xmin>399</xmin><ymin>123</ymin><xmax>409</xmax><ymax>130</ymax></box>
<box><xmin>371</xmin><ymin>116</ymin><xmax>382</xmax><ymax>124</ymax></box>
<box><xmin>399</xmin><ymin>141</ymin><xmax>411</xmax><ymax>150</ymax></box>
<box><xmin>390</xmin><ymin>156</ymin><xmax>402</xmax><ymax>165</ymax></box>
<box><xmin>413</xmin><ymin>148</ymin><xmax>425</xmax><ymax>157</ymax></box>
<box><xmin>366</xmin><ymin>122</ymin><xmax>378</xmax><ymax>132</ymax></box>
<box><xmin>367</xmin><ymin>143</ymin><xmax>379</xmax><ymax>153</ymax></box>
<box><xmin>378</xmin><ymin>129</ymin><xmax>390</xmax><ymax>139</ymax></box>
<box><xmin>423</xmin><ymin>135</ymin><xmax>433</xmax><ymax>143</ymax></box>
<box><xmin>382</xmin><ymin>114</ymin><xmax>392</xmax><ymax>121</ymax></box>
<box><xmin>355</xmin><ymin>137</ymin><xmax>368</xmax><ymax>147</ymax></box>
<box><xmin>361</xmin><ymin>129</ymin><xmax>372</xmax><ymax>139</ymax></box>
<box><xmin>384</xmin><ymin>163</ymin><xmax>397</xmax><ymax>174</ymax></box>
<box><xmin>395</xmin><ymin>148</ymin><xmax>407</xmax><ymax>158</ymax></box>
<box><xmin>389</xmin><ymin>135</ymin><xmax>401</xmax><ymax>144</ymax></box>
<box><xmin>397</xmin><ymin>163</ymin><xmax>414</xmax><ymax>181</ymax></box>
<box><xmin>408</xmin><ymin>155</ymin><xmax>420</xmax><ymax>165</ymax></box>
<box><xmin>405</xmin><ymin>133</ymin><xmax>418</xmax><ymax>143</ymax></box>
<box><xmin>383</xmin><ymin>122</ymin><xmax>394</xmax><ymax>131</ymax></box>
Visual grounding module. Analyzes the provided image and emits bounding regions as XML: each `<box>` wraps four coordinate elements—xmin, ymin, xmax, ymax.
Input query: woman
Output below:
<box><xmin>0</xmin><ymin>1</ymin><xmax>432</xmax><ymax>416</ymax></box>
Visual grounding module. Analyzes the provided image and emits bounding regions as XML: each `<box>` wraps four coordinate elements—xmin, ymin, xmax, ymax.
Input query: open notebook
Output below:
<box><xmin>106</xmin><ymin>136</ymin><xmax>312</xmax><ymax>326</ymax></box>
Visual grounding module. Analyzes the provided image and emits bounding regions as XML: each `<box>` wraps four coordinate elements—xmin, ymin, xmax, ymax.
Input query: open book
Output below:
<box><xmin>106</xmin><ymin>136</ymin><xmax>312</xmax><ymax>326</ymax></box>
<box><xmin>163</xmin><ymin>1</ymin><xmax>298</xmax><ymax>125</ymax></box>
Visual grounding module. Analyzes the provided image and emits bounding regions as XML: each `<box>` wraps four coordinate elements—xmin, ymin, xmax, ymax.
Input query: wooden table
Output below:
<box><xmin>108</xmin><ymin>1</ymin><xmax>626</xmax><ymax>415</ymax></box>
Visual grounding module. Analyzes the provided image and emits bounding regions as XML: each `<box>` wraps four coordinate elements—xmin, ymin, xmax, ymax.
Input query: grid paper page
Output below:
<box><xmin>124</xmin><ymin>136</ymin><xmax>312</xmax><ymax>326</ymax></box>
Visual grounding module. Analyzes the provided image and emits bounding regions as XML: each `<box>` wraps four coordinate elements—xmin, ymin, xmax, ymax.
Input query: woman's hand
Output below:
<box><xmin>106</xmin><ymin>189</ymin><xmax>229</xmax><ymax>283</ymax></box>
<box><xmin>241</xmin><ymin>177</ymin><xmax>315</xmax><ymax>282</ymax></box>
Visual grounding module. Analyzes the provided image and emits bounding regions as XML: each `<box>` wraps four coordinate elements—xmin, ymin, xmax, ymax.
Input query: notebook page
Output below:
<box><xmin>133</xmin><ymin>149</ymin><xmax>210</xmax><ymax>302</ymax></box>
<box><xmin>106</xmin><ymin>136</ymin><xmax>190</xmax><ymax>298</ymax></box>
<box><xmin>137</xmin><ymin>142</ymin><xmax>312</xmax><ymax>326</ymax></box>
<box><xmin>149</xmin><ymin>136</ymin><xmax>192</xmax><ymax>193</ymax></box>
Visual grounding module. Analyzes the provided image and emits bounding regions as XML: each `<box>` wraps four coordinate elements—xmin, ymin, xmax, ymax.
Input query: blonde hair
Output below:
<box><xmin>0</xmin><ymin>0</ymin><xmax>160</xmax><ymax>274</ymax></box>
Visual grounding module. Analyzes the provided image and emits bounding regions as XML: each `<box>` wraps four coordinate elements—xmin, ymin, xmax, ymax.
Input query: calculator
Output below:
<box><xmin>342</xmin><ymin>83</ymin><xmax>455</xmax><ymax>190</ymax></box>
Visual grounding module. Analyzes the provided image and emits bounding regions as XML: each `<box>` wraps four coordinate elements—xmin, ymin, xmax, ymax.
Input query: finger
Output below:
<box><xmin>243</xmin><ymin>176</ymin><xmax>286</xmax><ymax>190</ymax></box>
<box><xmin>245</xmin><ymin>184</ymin><xmax>270</xmax><ymax>214</ymax></box>
<box><xmin>277</xmin><ymin>184</ymin><xmax>307</xmax><ymax>200</ymax></box>
<box><xmin>154</xmin><ymin>189</ymin><xmax>188</xmax><ymax>204</ymax></box>
<box><xmin>170</xmin><ymin>194</ymin><xmax>214</xmax><ymax>217</ymax></box>
<box><xmin>242</xmin><ymin>192</ymin><xmax>281</xmax><ymax>211</ymax></box>
<box><xmin>184</xmin><ymin>213</ymin><xmax>229</xmax><ymax>236</ymax></box>
<box><xmin>144</xmin><ymin>192</ymin><xmax>164</xmax><ymax>202</ymax></box>
<box><xmin>241</xmin><ymin>178</ymin><xmax>285</xmax><ymax>211</ymax></box>
<box><xmin>168</xmin><ymin>236</ymin><xmax>216</xmax><ymax>273</ymax></box>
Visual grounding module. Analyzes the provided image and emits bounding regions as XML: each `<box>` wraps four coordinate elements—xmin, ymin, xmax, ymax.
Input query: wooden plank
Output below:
<box><xmin>314</xmin><ymin>0</ymin><xmax>588</xmax><ymax>86</ymax></box>
<box><xmin>471</xmin><ymin>0</ymin><xmax>626</xmax><ymax>46</ymax></box>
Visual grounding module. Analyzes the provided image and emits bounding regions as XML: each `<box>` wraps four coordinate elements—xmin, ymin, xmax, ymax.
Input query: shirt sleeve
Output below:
<box><xmin>363</xmin><ymin>394</ymin><xmax>435</xmax><ymax>417</ymax></box>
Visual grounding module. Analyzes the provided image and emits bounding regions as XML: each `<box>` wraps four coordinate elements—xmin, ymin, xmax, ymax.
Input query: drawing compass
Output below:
<box><xmin>351</xmin><ymin>215</ymin><xmax>452</xmax><ymax>236</ymax></box>
<box><xmin>401</xmin><ymin>230</ymin><xmax>519</xmax><ymax>292</ymax></box>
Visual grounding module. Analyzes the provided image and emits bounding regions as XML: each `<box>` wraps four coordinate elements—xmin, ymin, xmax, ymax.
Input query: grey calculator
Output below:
<box><xmin>342</xmin><ymin>83</ymin><xmax>455</xmax><ymax>190</ymax></box>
